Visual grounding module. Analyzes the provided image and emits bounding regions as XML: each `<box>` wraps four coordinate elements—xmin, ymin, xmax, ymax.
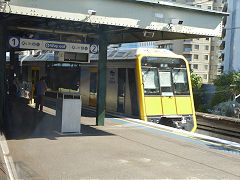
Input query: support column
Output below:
<box><xmin>0</xmin><ymin>24</ymin><xmax>7</xmax><ymax>132</ymax></box>
<box><xmin>9</xmin><ymin>49</ymin><xmax>15</xmax><ymax>83</ymax></box>
<box><xmin>96</xmin><ymin>33</ymin><xmax>108</xmax><ymax>126</ymax></box>
<box><xmin>9</xmin><ymin>50</ymin><xmax>20</xmax><ymax>81</ymax></box>
<box><xmin>10</xmin><ymin>49</ymin><xmax>15</xmax><ymax>66</ymax></box>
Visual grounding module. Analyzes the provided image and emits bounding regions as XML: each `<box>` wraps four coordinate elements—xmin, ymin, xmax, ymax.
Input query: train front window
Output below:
<box><xmin>142</xmin><ymin>68</ymin><xmax>160</xmax><ymax>95</ymax></box>
<box><xmin>141</xmin><ymin>56</ymin><xmax>190</xmax><ymax>96</ymax></box>
<box><xmin>159</xmin><ymin>71</ymin><xmax>173</xmax><ymax>96</ymax></box>
<box><xmin>172</xmin><ymin>69</ymin><xmax>190</xmax><ymax>95</ymax></box>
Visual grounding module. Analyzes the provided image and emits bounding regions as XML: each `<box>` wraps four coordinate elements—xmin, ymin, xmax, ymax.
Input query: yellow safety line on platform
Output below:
<box><xmin>114</xmin><ymin>118</ymin><xmax>240</xmax><ymax>153</ymax></box>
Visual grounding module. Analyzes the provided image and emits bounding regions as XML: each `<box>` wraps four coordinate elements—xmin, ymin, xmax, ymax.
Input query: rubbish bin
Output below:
<box><xmin>56</xmin><ymin>92</ymin><xmax>81</xmax><ymax>134</ymax></box>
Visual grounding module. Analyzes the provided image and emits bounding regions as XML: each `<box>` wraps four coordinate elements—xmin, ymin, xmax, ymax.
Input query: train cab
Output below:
<box><xmin>136</xmin><ymin>48</ymin><xmax>196</xmax><ymax>132</ymax></box>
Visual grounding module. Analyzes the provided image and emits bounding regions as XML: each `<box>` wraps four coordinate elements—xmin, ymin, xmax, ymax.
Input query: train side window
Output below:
<box><xmin>159</xmin><ymin>71</ymin><xmax>173</xmax><ymax>96</ymax></box>
<box><xmin>142</xmin><ymin>68</ymin><xmax>160</xmax><ymax>95</ymax></box>
<box><xmin>172</xmin><ymin>69</ymin><xmax>190</xmax><ymax>95</ymax></box>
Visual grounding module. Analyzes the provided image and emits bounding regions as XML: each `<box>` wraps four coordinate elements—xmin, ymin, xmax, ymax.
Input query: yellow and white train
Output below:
<box><xmin>22</xmin><ymin>48</ymin><xmax>197</xmax><ymax>132</ymax></box>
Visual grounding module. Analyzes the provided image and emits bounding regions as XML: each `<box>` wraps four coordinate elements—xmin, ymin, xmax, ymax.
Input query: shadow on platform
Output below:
<box><xmin>4</xmin><ymin>96</ymin><xmax>114</xmax><ymax>140</ymax></box>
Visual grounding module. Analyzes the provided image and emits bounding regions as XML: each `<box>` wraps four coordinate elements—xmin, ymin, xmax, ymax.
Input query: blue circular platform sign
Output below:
<box><xmin>8</xmin><ymin>37</ymin><xmax>20</xmax><ymax>48</ymax></box>
<box><xmin>90</xmin><ymin>44</ymin><xmax>99</xmax><ymax>54</ymax></box>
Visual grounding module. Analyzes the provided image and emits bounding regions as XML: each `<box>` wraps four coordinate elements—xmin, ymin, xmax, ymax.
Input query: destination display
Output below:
<box><xmin>64</xmin><ymin>52</ymin><xmax>90</xmax><ymax>63</ymax></box>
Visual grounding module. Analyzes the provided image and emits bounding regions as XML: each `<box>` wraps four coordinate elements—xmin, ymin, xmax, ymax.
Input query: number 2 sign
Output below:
<box><xmin>90</xmin><ymin>44</ymin><xmax>99</xmax><ymax>54</ymax></box>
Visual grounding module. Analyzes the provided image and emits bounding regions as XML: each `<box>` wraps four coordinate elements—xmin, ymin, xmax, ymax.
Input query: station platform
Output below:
<box><xmin>1</xmin><ymin>98</ymin><xmax>240</xmax><ymax>179</ymax></box>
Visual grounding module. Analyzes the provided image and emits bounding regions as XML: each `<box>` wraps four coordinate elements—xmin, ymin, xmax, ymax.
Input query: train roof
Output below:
<box><xmin>90</xmin><ymin>48</ymin><xmax>180</xmax><ymax>60</ymax></box>
<box><xmin>7</xmin><ymin>48</ymin><xmax>181</xmax><ymax>63</ymax></box>
<box><xmin>21</xmin><ymin>52</ymin><xmax>55</xmax><ymax>62</ymax></box>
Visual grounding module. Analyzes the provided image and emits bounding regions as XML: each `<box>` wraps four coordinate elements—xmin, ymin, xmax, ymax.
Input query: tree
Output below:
<box><xmin>190</xmin><ymin>72</ymin><xmax>202</xmax><ymax>89</ymax></box>
<box><xmin>232</xmin><ymin>72</ymin><xmax>240</xmax><ymax>96</ymax></box>
<box><xmin>190</xmin><ymin>71</ymin><xmax>203</xmax><ymax>111</ymax></box>
<box><xmin>210</xmin><ymin>71</ymin><xmax>235</xmax><ymax>108</ymax></box>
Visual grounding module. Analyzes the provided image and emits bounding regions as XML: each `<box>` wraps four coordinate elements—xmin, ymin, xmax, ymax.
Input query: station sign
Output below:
<box><xmin>8</xmin><ymin>36</ymin><xmax>99</xmax><ymax>54</ymax></box>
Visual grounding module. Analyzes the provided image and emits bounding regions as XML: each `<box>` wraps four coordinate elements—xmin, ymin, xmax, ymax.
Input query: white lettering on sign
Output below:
<box><xmin>8</xmin><ymin>36</ymin><xmax>98</xmax><ymax>54</ymax></box>
<box><xmin>69</xmin><ymin>43</ymin><xmax>90</xmax><ymax>53</ymax></box>
<box><xmin>42</xmin><ymin>41</ymin><xmax>69</xmax><ymax>51</ymax></box>
<box><xmin>20</xmin><ymin>38</ymin><xmax>42</xmax><ymax>49</ymax></box>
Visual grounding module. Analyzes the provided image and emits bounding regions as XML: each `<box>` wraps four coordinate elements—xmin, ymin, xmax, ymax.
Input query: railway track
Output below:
<box><xmin>195</xmin><ymin>115</ymin><xmax>240</xmax><ymax>144</ymax></box>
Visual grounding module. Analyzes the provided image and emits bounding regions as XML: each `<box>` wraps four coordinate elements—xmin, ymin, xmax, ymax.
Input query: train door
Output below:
<box><xmin>31</xmin><ymin>67</ymin><xmax>40</xmax><ymax>104</ymax></box>
<box><xmin>117</xmin><ymin>68</ymin><xmax>126</xmax><ymax>113</ymax></box>
<box><xmin>128</xmin><ymin>69</ymin><xmax>139</xmax><ymax>117</ymax></box>
<box><xmin>89</xmin><ymin>68</ymin><xmax>98</xmax><ymax>107</ymax></box>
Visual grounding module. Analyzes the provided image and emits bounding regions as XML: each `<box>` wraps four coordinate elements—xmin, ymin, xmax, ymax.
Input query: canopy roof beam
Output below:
<box><xmin>0</xmin><ymin>0</ymin><xmax>227</xmax><ymax>44</ymax></box>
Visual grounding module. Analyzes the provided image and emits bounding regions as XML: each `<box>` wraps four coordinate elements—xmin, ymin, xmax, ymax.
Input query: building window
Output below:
<box><xmin>204</xmin><ymin>55</ymin><xmax>209</xmax><ymax>60</ymax></box>
<box><xmin>214</xmin><ymin>0</ymin><xmax>217</xmax><ymax>3</ymax></box>
<box><xmin>204</xmin><ymin>74</ymin><xmax>207</xmax><ymax>79</ymax></box>
<box><xmin>184</xmin><ymin>47</ymin><xmax>192</xmax><ymax>52</ymax></box>
<box><xmin>194</xmin><ymin>54</ymin><xmax>199</xmax><ymax>59</ymax></box>
<box><xmin>210</xmin><ymin>75</ymin><xmax>213</xmax><ymax>79</ymax></box>
<box><xmin>210</xmin><ymin>65</ymin><xmax>213</xmax><ymax>70</ymax></box>
<box><xmin>194</xmin><ymin>45</ymin><xmax>199</xmax><ymax>50</ymax></box>
<box><xmin>210</xmin><ymin>56</ymin><xmax>214</xmax><ymax>60</ymax></box>
<box><xmin>204</xmin><ymin>65</ymin><xmax>208</xmax><ymax>70</ymax></box>
<box><xmin>211</xmin><ymin>46</ymin><xmax>215</xmax><ymax>51</ymax></box>
<box><xmin>196</xmin><ymin>5</ymin><xmax>201</xmax><ymax>8</ymax></box>
<box><xmin>205</xmin><ymin>45</ymin><xmax>209</xmax><ymax>50</ymax></box>
<box><xmin>208</xmin><ymin>6</ymin><xmax>212</xmax><ymax>10</ymax></box>
<box><xmin>186</xmin><ymin>0</ymin><xmax>195</xmax><ymax>2</ymax></box>
<box><xmin>193</xmin><ymin>64</ymin><xmax>198</xmax><ymax>69</ymax></box>
<box><xmin>213</xmin><ymin>7</ymin><xmax>217</xmax><ymax>10</ymax></box>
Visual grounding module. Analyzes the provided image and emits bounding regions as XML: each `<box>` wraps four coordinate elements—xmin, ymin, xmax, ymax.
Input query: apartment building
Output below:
<box><xmin>159</xmin><ymin>0</ymin><xmax>223</xmax><ymax>84</ymax></box>
<box><xmin>220</xmin><ymin>0</ymin><xmax>240</xmax><ymax>72</ymax></box>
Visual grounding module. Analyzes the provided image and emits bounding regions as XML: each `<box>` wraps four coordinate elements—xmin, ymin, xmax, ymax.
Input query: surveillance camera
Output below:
<box><xmin>178</xmin><ymin>20</ymin><xmax>183</xmax><ymax>25</ymax></box>
<box><xmin>170</xmin><ymin>19</ymin><xmax>183</xmax><ymax>25</ymax></box>
<box><xmin>88</xmin><ymin>10</ymin><xmax>96</xmax><ymax>15</ymax></box>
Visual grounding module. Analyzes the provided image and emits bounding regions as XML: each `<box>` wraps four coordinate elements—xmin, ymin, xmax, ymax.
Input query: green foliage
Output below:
<box><xmin>210</xmin><ymin>91</ymin><xmax>232</xmax><ymax>108</ymax></box>
<box><xmin>213</xmin><ymin>71</ymin><xmax>234</xmax><ymax>88</ymax></box>
<box><xmin>190</xmin><ymin>72</ymin><xmax>202</xmax><ymax>89</ymax></box>
<box><xmin>232</xmin><ymin>72</ymin><xmax>240</xmax><ymax>95</ymax></box>
<box><xmin>210</xmin><ymin>71</ymin><xmax>237</xmax><ymax>108</ymax></box>
<box><xmin>210</xmin><ymin>71</ymin><xmax>240</xmax><ymax>117</ymax></box>
<box><xmin>197</xmin><ymin>104</ymin><xmax>207</xmax><ymax>113</ymax></box>
<box><xmin>190</xmin><ymin>71</ymin><xmax>203</xmax><ymax>110</ymax></box>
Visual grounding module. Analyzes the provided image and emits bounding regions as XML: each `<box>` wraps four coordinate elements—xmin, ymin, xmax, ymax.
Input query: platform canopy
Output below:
<box><xmin>0</xmin><ymin>0</ymin><xmax>229</xmax><ymax>127</ymax></box>
<box><xmin>0</xmin><ymin>0</ymin><xmax>227</xmax><ymax>46</ymax></box>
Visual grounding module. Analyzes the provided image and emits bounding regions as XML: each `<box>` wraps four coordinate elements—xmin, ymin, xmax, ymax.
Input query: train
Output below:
<box><xmin>20</xmin><ymin>48</ymin><xmax>197</xmax><ymax>132</ymax></box>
